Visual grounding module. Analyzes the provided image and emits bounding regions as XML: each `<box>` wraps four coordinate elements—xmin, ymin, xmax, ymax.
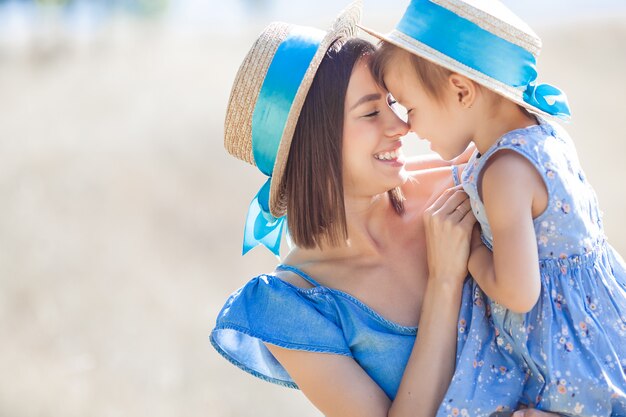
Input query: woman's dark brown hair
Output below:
<box><xmin>283</xmin><ymin>37</ymin><xmax>405</xmax><ymax>249</ymax></box>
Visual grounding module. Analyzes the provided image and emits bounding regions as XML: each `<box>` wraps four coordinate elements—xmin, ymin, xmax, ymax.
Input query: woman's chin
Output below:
<box><xmin>384</xmin><ymin>171</ymin><xmax>408</xmax><ymax>190</ymax></box>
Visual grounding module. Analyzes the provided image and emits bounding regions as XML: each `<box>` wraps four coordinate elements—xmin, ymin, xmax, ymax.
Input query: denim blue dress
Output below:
<box><xmin>437</xmin><ymin>118</ymin><xmax>626</xmax><ymax>417</ymax></box>
<box><xmin>210</xmin><ymin>264</ymin><xmax>496</xmax><ymax>401</ymax></box>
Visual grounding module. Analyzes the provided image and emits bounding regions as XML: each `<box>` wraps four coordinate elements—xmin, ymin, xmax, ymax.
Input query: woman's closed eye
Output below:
<box><xmin>363</xmin><ymin>110</ymin><xmax>380</xmax><ymax>118</ymax></box>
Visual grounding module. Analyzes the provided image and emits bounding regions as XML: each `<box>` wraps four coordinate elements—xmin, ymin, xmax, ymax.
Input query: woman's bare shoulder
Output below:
<box><xmin>272</xmin><ymin>268</ymin><xmax>316</xmax><ymax>289</ymax></box>
<box><xmin>274</xmin><ymin>250</ymin><xmax>323</xmax><ymax>289</ymax></box>
<box><xmin>278</xmin><ymin>251</ymin><xmax>358</xmax><ymax>290</ymax></box>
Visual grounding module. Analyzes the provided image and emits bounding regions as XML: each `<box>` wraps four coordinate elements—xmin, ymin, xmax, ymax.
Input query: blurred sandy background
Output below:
<box><xmin>1</xmin><ymin>0</ymin><xmax>625</xmax><ymax>416</ymax></box>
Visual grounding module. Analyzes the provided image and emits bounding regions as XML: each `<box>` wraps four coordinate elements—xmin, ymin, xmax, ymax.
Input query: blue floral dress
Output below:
<box><xmin>438</xmin><ymin>118</ymin><xmax>626</xmax><ymax>417</ymax></box>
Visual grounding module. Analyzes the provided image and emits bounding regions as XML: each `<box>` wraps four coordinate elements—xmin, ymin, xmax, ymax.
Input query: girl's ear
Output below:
<box><xmin>448</xmin><ymin>74</ymin><xmax>476</xmax><ymax>109</ymax></box>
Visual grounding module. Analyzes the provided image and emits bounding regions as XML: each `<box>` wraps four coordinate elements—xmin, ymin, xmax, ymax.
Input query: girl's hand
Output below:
<box><xmin>423</xmin><ymin>186</ymin><xmax>476</xmax><ymax>285</ymax></box>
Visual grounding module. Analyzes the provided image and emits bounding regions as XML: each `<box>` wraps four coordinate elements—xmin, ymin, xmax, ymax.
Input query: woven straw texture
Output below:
<box><xmin>432</xmin><ymin>0</ymin><xmax>541</xmax><ymax>55</ymax></box>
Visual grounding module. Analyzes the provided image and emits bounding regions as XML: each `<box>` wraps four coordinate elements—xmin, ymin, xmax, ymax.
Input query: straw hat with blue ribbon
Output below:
<box><xmin>359</xmin><ymin>0</ymin><xmax>571</xmax><ymax>120</ymax></box>
<box><xmin>224</xmin><ymin>1</ymin><xmax>362</xmax><ymax>256</ymax></box>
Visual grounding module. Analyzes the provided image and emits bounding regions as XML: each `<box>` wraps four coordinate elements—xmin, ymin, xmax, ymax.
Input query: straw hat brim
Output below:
<box><xmin>358</xmin><ymin>24</ymin><xmax>554</xmax><ymax>120</ymax></box>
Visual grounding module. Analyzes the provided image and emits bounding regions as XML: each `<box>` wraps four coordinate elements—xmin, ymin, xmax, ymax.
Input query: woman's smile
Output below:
<box><xmin>373</xmin><ymin>144</ymin><xmax>405</xmax><ymax>167</ymax></box>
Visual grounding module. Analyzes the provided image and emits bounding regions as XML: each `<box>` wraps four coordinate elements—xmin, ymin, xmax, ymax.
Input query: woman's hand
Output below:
<box><xmin>389</xmin><ymin>185</ymin><xmax>476</xmax><ymax>417</ymax></box>
<box><xmin>423</xmin><ymin>185</ymin><xmax>476</xmax><ymax>285</ymax></box>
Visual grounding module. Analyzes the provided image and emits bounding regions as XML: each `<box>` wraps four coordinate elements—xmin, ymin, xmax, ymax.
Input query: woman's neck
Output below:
<box><xmin>343</xmin><ymin>192</ymin><xmax>394</xmax><ymax>255</ymax></box>
<box><xmin>472</xmin><ymin>101</ymin><xmax>537</xmax><ymax>155</ymax></box>
<box><xmin>290</xmin><ymin>191</ymin><xmax>398</xmax><ymax>264</ymax></box>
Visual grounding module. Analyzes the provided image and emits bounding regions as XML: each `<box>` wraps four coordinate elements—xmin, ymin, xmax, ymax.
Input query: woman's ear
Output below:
<box><xmin>448</xmin><ymin>74</ymin><xmax>476</xmax><ymax>109</ymax></box>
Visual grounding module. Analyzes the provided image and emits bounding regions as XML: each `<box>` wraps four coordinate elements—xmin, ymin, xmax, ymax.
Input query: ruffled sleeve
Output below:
<box><xmin>210</xmin><ymin>274</ymin><xmax>352</xmax><ymax>388</ymax></box>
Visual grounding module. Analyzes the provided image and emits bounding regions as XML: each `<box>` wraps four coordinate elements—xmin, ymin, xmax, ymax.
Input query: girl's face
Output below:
<box><xmin>383</xmin><ymin>53</ymin><xmax>473</xmax><ymax>161</ymax></box>
<box><xmin>342</xmin><ymin>57</ymin><xmax>409</xmax><ymax>198</ymax></box>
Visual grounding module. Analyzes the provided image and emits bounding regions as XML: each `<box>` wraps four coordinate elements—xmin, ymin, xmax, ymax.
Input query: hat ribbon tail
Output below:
<box><xmin>242</xmin><ymin>177</ymin><xmax>285</xmax><ymax>257</ymax></box>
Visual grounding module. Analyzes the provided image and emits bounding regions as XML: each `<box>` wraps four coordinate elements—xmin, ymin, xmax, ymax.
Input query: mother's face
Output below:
<box><xmin>342</xmin><ymin>57</ymin><xmax>409</xmax><ymax>199</ymax></box>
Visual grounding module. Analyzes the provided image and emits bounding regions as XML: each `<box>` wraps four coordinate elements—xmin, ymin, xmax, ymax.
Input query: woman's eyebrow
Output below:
<box><xmin>349</xmin><ymin>93</ymin><xmax>381</xmax><ymax>111</ymax></box>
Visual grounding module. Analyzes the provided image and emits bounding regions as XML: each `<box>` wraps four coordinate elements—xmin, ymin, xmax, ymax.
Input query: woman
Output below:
<box><xmin>211</xmin><ymin>2</ymin><xmax>559</xmax><ymax>416</ymax></box>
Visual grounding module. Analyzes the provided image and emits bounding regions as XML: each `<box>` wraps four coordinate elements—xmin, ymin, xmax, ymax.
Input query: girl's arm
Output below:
<box><xmin>405</xmin><ymin>144</ymin><xmax>475</xmax><ymax>171</ymax></box>
<box><xmin>266</xmin><ymin>187</ymin><xmax>476</xmax><ymax>417</ymax></box>
<box><xmin>468</xmin><ymin>150</ymin><xmax>545</xmax><ymax>313</ymax></box>
<box><xmin>405</xmin><ymin>164</ymin><xmax>467</xmax><ymax>201</ymax></box>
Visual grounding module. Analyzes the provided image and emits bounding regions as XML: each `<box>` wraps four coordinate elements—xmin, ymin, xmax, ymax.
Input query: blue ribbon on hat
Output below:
<box><xmin>395</xmin><ymin>0</ymin><xmax>571</xmax><ymax>119</ymax></box>
<box><xmin>243</xmin><ymin>25</ymin><xmax>326</xmax><ymax>257</ymax></box>
<box><xmin>243</xmin><ymin>178</ymin><xmax>285</xmax><ymax>256</ymax></box>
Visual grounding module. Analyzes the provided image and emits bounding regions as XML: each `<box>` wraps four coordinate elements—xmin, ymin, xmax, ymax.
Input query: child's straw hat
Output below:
<box><xmin>359</xmin><ymin>0</ymin><xmax>570</xmax><ymax>120</ymax></box>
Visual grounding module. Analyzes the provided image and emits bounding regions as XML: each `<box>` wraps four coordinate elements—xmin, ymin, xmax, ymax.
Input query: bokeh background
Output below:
<box><xmin>1</xmin><ymin>0</ymin><xmax>625</xmax><ymax>416</ymax></box>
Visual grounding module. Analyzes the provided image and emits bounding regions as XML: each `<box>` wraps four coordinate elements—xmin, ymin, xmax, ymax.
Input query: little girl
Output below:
<box><xmin>363</xmin><ymin>0</ymin><xmax>626</xmax><ymax>416</ymax></box>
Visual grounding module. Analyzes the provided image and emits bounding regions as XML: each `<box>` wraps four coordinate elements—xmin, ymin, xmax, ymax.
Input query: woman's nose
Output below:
<box><xmin>386</xmin><ymin>111</ymin><xmax>409</xmax><ymax>138</ymax></box>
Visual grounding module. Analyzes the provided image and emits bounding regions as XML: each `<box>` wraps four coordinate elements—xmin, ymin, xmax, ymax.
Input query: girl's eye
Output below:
<box><xmin>388</xmin><ymin>99</ymin><xmax>397</xmax><ymax>106</ymax></box>
<box><xmin>363</xmin><ymin>110</ymin><xmax>380</xmax><ymax>118</ymax></box>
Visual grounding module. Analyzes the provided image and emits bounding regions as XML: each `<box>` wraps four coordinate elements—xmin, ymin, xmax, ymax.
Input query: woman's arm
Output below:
<box><xmin>263</xmin><ymin>346</ymin><xmax>391</xmax><ymax>417</ymax></box>
<box><xmin>390</xmin><ymin>187</ymin><xmax>474</xmax><ymax>417</ymax></box>
<box><xmin>266</xmin><ymin>188</ymin><xmax>476</xmax><ymax>417</ymax></box>
<box><xmin>468</xmin><ymin>151</ymin><xmax>545</xmax><ymax>313</ymax></box>
<box><xmin>406</xmin><ymin>164</ymin><xmax>467</xmax><ymax>204</ymax></box>
<box><xmin>405</xmin><ymin>144</ymin><xmax>475</xmax><ymax>171</ymax></box>
<box><xmin>266</xmin><ymin>277</ymin><xmax>465</xmax><ymax>417</ymax></box>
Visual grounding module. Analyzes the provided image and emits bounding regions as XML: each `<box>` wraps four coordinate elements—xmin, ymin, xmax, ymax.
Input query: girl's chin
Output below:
<box><xmin>429</xmin><ymin>143</ymin><xmax>463</xmax><ymax>161</ymax></box>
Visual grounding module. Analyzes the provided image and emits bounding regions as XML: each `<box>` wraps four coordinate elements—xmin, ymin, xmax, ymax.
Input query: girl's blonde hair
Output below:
<box><xmin>371</xmin><ymin>42</ymin><xmax>452</xmax><ymax>102</ymax></box>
